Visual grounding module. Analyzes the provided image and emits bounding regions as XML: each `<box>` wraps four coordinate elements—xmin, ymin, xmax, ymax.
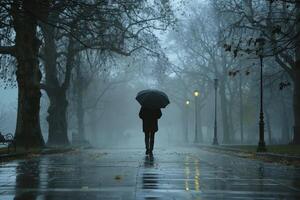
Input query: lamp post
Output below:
<box><xmin>213</xmin><ymin>79</ymin><xmax>219</xmax><ymax>145</ymax></box>
<box><xmin>194</xmin><ymin>90</ymin><xmax>199</xmax><ymax>143</ymax></box>
<box><xmin>256</xmin><ymin>37</ymin><xmax>267</xmax><ymax>152</ymax></box>
<box><xmin>185</xmin><ymin>100</ymin><xmax>190</xmax><ymax>143</ymax></box>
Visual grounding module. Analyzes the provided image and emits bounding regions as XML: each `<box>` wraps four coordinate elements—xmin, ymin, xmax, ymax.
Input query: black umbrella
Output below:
<box><xmin>136</xmin><ymin>89</ymin><xmax>170</xmax><ymax>109</ymax></box>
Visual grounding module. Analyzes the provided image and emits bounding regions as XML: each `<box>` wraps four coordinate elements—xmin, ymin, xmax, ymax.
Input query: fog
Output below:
<box><xmin>0</xmin><ymin>0</ymin><xmax>298</xmax><ymax>149</ymax></box>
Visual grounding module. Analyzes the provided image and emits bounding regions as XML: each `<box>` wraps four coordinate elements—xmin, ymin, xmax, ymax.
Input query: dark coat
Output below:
<box><xmin>139</xmin><ymin>107</ymin><xmax>162</xmax><ymax>133</ymax></box>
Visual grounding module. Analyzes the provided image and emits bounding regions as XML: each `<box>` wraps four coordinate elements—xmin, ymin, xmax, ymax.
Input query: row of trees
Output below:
<box><xmin>161</xmin><ymin>0</ymin><xmax>296</xmax><ymax>144</ymax></box>
<box><xmin>214</xmin><ymin>0</ymin><xmax>300</xmax><ymax>144</ymax></box>
<box><xmin>0</xmin><ymin>0</ymin><xmax>174</xmax><ymax>149</ymax></box>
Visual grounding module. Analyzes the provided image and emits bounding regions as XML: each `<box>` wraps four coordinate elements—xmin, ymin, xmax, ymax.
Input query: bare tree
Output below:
<box><xmin>213</xmin><ymin>0</ymin><xmax>300</xmax><ymax>144</ymax></box>
<box><xmin>0</xmin><ymin>0</ymin><xmax>50</xmax><ymax>149</ymax></box>
<box><xmin>0</xmin><ymin>0</ymin><xmax>174</xmax><ymax>148</ymax></box>
<box><xmin>168</xmin><ymin>2</ymin><xmax>243</xmax><ymax>143</ymax></box>
<box><xmin>39</xmin><ymin>1</ymin><xmax>174</xmax><ymax>146</ymax></box>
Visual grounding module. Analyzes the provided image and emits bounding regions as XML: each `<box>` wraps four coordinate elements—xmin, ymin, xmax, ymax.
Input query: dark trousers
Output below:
<box><xmin>144</xmin><ymin>132</ymin><xmax>155</xmax><ymax>151</ymax></box>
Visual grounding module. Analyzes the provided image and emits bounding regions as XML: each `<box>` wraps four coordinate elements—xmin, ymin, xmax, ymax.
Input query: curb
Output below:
<box><xmin>256</xmin><ymin>152</ymin><xmax>300</xmax><ymax>162</ymax></box>
<box><xmin>0</xmin><ymin>148</ymin><xmax>75</xmax><ymax>161</ymax></box>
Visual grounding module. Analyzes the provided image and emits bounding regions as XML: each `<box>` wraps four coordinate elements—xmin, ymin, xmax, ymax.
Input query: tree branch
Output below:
<box><xmin>275</xmin><ymin>55</ymin><xmax>294</xmax><ymax>80</ymax></box>
<box><xmin>84</xmin><ymin>79</ymin><xmax>128</xmax><ymax>110</ymax></box>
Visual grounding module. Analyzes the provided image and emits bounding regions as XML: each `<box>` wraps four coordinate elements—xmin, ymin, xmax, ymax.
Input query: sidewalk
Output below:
<box><xmin>196</xmin><ymin>144</ymin><xmax>300</xmax><ymax>166</ymax></box>
<box><xmin>2</xmin><ymin>147</ymin><xmax>300</xmax><ymax>199</ymax></box>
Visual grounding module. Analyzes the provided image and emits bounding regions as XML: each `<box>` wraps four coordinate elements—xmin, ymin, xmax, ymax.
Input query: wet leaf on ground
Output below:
<box><xmin>114</xmin><ymin>175</ymin><xmax>122</xmax><ymax>181</ymax></box>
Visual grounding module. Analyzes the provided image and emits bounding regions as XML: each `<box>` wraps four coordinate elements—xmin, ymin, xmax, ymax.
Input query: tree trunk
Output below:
<box><xmin>293</xmin><ymin>2</ymin><xmax>300</xmax><ymax>144</ymax></box>
<box><xmin>90</xmin><ymin>109</ymin><xmax>100</xmax><ymax>142</ymax></box>
<box><xmin>219</xmin><ymin>80</ymin><xmax>230</xmax><ymax>144</ymax></box>
<box><xmin>46</xmin><ymin>88</ymin><xmax>69</xmax><ymax>145</ymax></box>
<box><xmin>280</xmin><ymin>92</ymin><xmax>290</xmax><ymax>143</ymax></box>
<box><xmin>293</xmin><ymin>69</ymin><xmax>300</xmax><ymax>144</ymax></box>
<box><xmin>265</xmin><ymin>108</ymin><xmax>272</xmax><ymax>145</ymax></box>
<box><xmin>239</xmin><ymin>73</ymin><xmax>244</xmax><ymax>144</ymax></box>
<box><xmin>184</xmin><ymin>106</ymin><xmax>189</xmax><ymax>142</ymax></box>
<box><xmin>228</xmin><ymin>98</ymin><xmax>235</xmax><ymax>143</ymax></box>
<box><xmin>180</xmin><ymin>107</ymin><xmax>188</xmax><ymax>143</ymax></box>
<box><xmin>76</xmin><ymin>66</ymin><xmax>85</xmax><ymax>142</ymax></box>
<box><xmin>77</xmin><ymin>89</ymin><xmax>85</xmax><ymax>142</ymax></box>
<box><xmin>42</xmin><ymin>22</ymin><xmax>70</xmax><ymax>146</ymax></box>
<box><xmin>197</xmin><ymin>109</ymin><xmax>204</xmax><ymax>143</ymax></box>
<box><xmin>13</xmin><ymin>0</ymin><xmax>45</xmax><ymax>149</ymax></box>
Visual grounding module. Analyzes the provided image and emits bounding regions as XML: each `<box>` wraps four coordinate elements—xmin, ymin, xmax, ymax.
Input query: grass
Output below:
<box><xmin>225</xmin><ymin>145</ymin><xmax>300</xmax><ymax>156</ymax></box>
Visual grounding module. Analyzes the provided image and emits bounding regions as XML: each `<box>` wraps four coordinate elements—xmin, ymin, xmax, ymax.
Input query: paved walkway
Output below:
<box><xmin>0</xmin><ymin>147</ymin><xmax>300</xmax><ymax>199</ymax></box>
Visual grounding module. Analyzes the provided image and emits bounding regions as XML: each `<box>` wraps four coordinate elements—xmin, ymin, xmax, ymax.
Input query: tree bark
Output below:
<box><xmin>12</xmin><ymin>0</ymin><xmax>45</xmax><ymax>149</ymax></box>
<box><xmin>293</xmin><ymin>69</ymin><xmax>300</xmax><ymax>144</ymax></box>
<box><xmin>184</xmin><ymin>106</ymin><xmax>189</xmax><ymax>142</ymax></box>
<box><xmin>279</xmin><ymin>92</ymin><xmax>290</xmax><ymax>143</ymax></box>
<box><xmin>228</xmin><ymin>98</ymin><xmax>235</xmax><ymax>143</ymax></box>
<box><xmin>46</xmin><ymin>87</ymin><xmax>69</xmax><ymax>145</ymax></box>
<box><xmin>75</xmin><ymin>66</ymin><xmax>86</xmax><ymax>142</ymax></box>
<box><xmin>293</xmin><ymin>2</ymin><xmax>300</xmax><ymax>144</ymax></box>
<box><xmin>197</xmin><ymin>109</ymin><xmax>204</xmax><ymax>143</ymax></box>
<box><xmin>239</xmin><ymin>73</ymin><xmax>244</xmax><ymax>143</ymax></box>
<box><xmin>219</xmin><ymin>80</ymin><xmax>230</xmax><ymax>144</ymax></box>
<box><xmin>42</xmin><ymin>21</ymin><xmax>70</xmax><ymax>146</ymax></box>
<box><xmin>265</xmin><ymin>108</ymin><xmax>272</xmax><ymax>145</ymax></box>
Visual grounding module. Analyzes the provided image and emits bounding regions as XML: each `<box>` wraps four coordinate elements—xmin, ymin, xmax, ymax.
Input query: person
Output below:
<box><xmin>139</xmin><ymin>106</ymin><xmax>162</xmax><ymax>156</ymax></box>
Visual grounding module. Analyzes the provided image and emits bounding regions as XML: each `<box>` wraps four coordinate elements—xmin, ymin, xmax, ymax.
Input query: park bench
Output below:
<box><xmin>0</xmin><ymin>132</ymin><xmax>16</xmax><ymax>153</ymax></box>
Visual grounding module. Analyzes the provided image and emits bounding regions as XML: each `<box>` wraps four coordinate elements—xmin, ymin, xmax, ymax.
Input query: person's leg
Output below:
<box><xmin>149</xmin><ymin>132</ymin><xmax>155</xmax><ymax>155</ymax></box>
<box><xmin>144</xmin><ymin>132</ymin><xmax>150</xmax><ymax>154</ymax></box>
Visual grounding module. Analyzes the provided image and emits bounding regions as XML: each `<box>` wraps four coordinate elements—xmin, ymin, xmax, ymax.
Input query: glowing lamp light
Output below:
<box><xmin>194</xmin><ymin>90</ymin><xmax>199</xmax><ymax>97</ymax></box>
<box><xmin>186</xmin><ymin>100</ymin><xmax>190</xmax><ymax>105</ymax></box>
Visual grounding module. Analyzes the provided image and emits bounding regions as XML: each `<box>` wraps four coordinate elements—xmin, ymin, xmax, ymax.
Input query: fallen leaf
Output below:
<box><xmin>115</xmin><ymin>175</ymin><xmax>122</xmax><ymax>181</ymax></box>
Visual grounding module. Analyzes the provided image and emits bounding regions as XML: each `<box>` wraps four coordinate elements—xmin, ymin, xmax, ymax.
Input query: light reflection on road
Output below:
<box><xmin>0</xmin><ymin>147</ymin><xmax>299</xmax><ymax>200</ymax></box>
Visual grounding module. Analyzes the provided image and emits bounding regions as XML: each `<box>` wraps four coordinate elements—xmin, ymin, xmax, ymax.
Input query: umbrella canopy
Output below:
<box><xmin>136</xmin><ymin>89</ymin><xmax>170</xmax><ymax>109</ymax></box>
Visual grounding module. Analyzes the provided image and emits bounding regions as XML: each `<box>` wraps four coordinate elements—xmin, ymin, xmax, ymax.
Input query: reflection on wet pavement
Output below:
<box><xmin>0</xmin><ymin>147</ymin><xmax>300</xmax><ymax>199</ymax></box>
<box><xmin>141</xmin><ymin>156</ymin><xmax>159</xmax><ymax>199</ymax></box>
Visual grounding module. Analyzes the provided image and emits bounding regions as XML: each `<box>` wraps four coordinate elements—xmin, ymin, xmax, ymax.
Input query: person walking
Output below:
<box><xmin>139</xmin><ymin>107</ymin><xmax>162</xmax><ymax>156</ymax></box>
<box><xmin>136</xmin><ymin>89</ymin><xmax>169</xmax><ymax>156</ymax></box>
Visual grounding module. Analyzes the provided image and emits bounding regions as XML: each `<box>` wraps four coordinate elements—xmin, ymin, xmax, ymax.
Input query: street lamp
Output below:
<box><xmin>194</xmin><ymin>90</ymin><xmax>199</xmax><ymax>143</ymax></box>
<box><xmin>185</xmin><ymin>100</ymin><xmax>190</xmax><ymax>143</ymax></box>
<box><xmin>256</xmin><ymin>37</ymin><xmax>267</xmax><ymax>152</ymax></box>
<box><xmin>213</xmin><ymin>78</ymin><xmax>219</xmax><ymax>145</ymax></box>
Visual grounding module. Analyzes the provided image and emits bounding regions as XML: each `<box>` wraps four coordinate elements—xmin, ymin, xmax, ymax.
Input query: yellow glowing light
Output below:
<box><xmin>186</xmin><ymin>100</ymin><xmax>190</xmax><ymax>105</ymax></box>
<box><xmin>194</xmin><ymin>178</ymin><xmax>199</xmax><ymax>191</ymax></box>
<box><xmin>194</xmin><ymin>159</ymin><xmax>200</xmax><ymax>191</ymax></box>
<box><xmin>194</xmin><ymin>90</ymin><xmax>199</xmax><ymax>97</ymax></box>
<box><xmin>184</xmin><ymin>157</ymin><xmax>190</xmax><ymax>192</ymax></box>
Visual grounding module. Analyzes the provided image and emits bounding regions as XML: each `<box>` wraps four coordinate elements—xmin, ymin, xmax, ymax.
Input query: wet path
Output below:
<box><xmin>0</xmin><ymin>147</ymin><xmax>300</xmax><ymax>199</ymax></box>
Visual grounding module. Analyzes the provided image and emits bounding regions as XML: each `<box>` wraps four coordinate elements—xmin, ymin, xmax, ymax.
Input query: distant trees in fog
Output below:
<box><xmin>165</xmin><ymin>0</ymin><xmax>296</xmax><ymax>144</ymax></box>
